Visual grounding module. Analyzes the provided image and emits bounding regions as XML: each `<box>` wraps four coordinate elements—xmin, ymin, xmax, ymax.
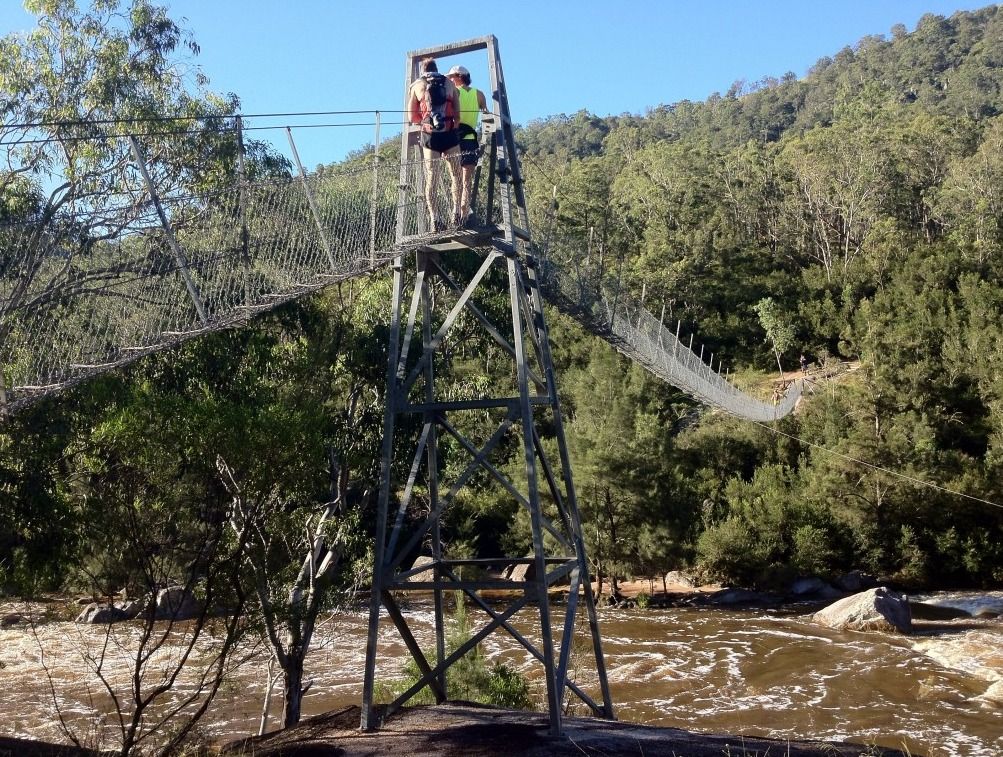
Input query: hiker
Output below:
<box><xmin>408</xmin><ymin>57</ymin><xmax>462</xmax><ymax>231</ymax></box>
<box><xmin>446</xmin><ymin>64</ymin><xmax>489</xmax><ymax>226</ymax></box>
<box><xmin>799</xmin><ymin>354</ymin><xmax>808</xmax><ymax>375</ymax></box>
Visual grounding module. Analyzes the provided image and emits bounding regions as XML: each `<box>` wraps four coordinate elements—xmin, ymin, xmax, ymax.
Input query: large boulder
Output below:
<box><xmin>664</xmin><ymin>570</ymin><xmax>698</xmax><ymax>589</ymax></box>
<box><xmin>508</xmin><ymin>557</ymin><xmax>571</xmax><ymax>586</ymax></box>
<box><xmin>154</xmin><ymin>587</ymin><xmax>203</xmax><ymax>621</ymax></box>
<box><xmin>405</xmin><ymin>555</ymin><xmax>437</xmax><ymax>583</ymax></box>
<box><xmin>707</xmin><ymin>588</ymin><xmax>776</xmax><ymax>606</ymax></box>
<box><xmin>789</xmin><ymin>577</ymin><xmax>841</xmax><ymax>600</ymax></box>
<box><xmin>508</xmin><ymin>556</ymin><xmax>537</xmax><ymax>582</ymax></box>
<box><xmin>812</xmin><ymin>587</ymin><xmax>912</xmax><ymax>634</ymax></box>
<box><xmin>0</xmin><ymin>612</ymin><xmax>27</xmax><ymax>629</ymax></box>
<box><xmin>76</xmin><ymin>601</ymin><xmax>141</xmax><ymax>624</ymax></box>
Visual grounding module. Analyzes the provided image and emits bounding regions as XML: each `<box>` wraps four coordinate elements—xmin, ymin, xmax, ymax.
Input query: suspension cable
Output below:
<box><xmin>750</xmin><ymin>418</ymin><xmax>1003</xmax><ymax>511</ymax></box>
<box><xmin>1</xmin><ymin>109</ymin><xmax>408</xmax><ymax>131</ymax></box>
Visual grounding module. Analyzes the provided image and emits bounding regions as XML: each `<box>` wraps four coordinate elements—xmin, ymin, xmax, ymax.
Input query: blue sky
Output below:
<box><xmin>0</xmin><ymin>1</ymin><xmax>993</xmax><ymax>166</ymax></box>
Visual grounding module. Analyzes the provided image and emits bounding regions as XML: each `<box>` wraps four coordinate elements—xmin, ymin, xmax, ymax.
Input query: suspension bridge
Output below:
<box><xmin>0</xmin><ymin>35</ymin><xmax>801</xmax><ymax>738</ymax></box>
<box><xmin>0</xmin><ymin>123</ymin><xmax>800</xmax><ymax>420</ymax></box>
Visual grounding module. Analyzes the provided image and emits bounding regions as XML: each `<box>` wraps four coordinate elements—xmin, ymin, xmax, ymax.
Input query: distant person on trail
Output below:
<box><xmin>446</xmin><ymin>64</ymin><xmax>489</xmax><ymax>226</ymax></box>
<box><xmin>408</xmin><ymin>57</ymin><xmax>462</xmax><ymax>231</ymax></box>
<box><xmin>799</xmin><ymin>354</ymin><xmax>808</xmax><ymax>375</ymax></box>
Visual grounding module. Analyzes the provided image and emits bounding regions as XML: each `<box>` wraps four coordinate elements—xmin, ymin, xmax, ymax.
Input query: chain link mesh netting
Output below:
<box><xmin>536</xmin><ymin>228</ymin><xmax>802</xmax><ymax>422</ymax></box>
<box><xmin>0</xmin><ymin>140</ymin><xmax>798</xmax><ymax>421</ymax></box>
<box><xmin>0</xmin><ymin>149</ymin><xmax>440</xmax><ymax>411</ymax></box>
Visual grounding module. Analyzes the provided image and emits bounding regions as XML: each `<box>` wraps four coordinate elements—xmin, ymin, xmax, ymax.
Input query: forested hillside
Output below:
<box><xmin>3</xmin><ymin>5</ymin><xmax>1003</xmax><ymax>598</ymax></box>
<box><xmin>516</xmin><ymin>5</ymin><xmax>1003</xmax><ymax>588</ymax></box>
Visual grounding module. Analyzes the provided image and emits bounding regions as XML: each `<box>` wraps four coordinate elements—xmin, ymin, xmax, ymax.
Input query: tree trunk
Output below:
<box><xmin>283</xmin><ymin>653</ymin><xmax>305</xmax><ymax>727</ymax></box>
<box><xmin>605</xmin><ymin>489</ymin><xmax>620</xmax><ymax>595</ymax></box>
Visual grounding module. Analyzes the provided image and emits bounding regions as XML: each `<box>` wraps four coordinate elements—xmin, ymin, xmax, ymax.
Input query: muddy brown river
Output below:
<box><xmin>2</xmin><ymin>594</ymin><xmax>1001</xmax><ymax>756</ymax></box>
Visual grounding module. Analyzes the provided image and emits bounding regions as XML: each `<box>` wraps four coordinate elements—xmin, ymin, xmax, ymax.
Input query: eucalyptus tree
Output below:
<box><xmin>0</xmin><ymin>0</ymin><xmax>286</xmax><ymax>390</ymax></box>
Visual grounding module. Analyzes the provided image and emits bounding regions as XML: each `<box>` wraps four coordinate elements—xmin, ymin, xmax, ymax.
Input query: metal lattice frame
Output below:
<box><xmin>360</xmin><ymin>36</ymin><xmax>614</xmax><ymax>736</ymax></box>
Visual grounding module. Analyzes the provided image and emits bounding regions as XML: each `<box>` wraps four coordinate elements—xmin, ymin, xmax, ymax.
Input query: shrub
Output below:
<box><xmin>377</xmin><ymin>597</ymin><xmax>535</xmax><ymax>710</ymax></box>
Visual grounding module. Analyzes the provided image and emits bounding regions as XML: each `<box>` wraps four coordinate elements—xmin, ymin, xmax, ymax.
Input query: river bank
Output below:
<box><xmin>219</xmin><ymin>702</ymin><xmax>913</xmax><ymax>756</ymax></box>
<box><xmin>0</xmin><ymin>701</ymin><xmax>915</xmax><ymax>757</ymax></box>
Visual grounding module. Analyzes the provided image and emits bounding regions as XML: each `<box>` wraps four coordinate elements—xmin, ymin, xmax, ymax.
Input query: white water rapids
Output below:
<box><xmin>1</xmin><ymin>595</ymin><xmax>1000</xmax><ymax>756</ymax></box>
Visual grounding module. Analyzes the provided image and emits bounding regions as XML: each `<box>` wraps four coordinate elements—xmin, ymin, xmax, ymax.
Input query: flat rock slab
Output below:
<box><xmin>222</xmin><ymin>703</ymin><xmax>915</xmax><ymax>757</ymax></box>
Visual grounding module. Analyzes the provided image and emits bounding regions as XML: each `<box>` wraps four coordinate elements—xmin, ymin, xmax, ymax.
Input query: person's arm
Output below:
<box><xmin>408</xmin><ymin>82</ymin><xmax>422</xmax><ymax>125</ymax></box>
<box><xmin>477</xmin><ymin>88</ymin><xmax>488</xmax><ymax>113</ymax></box>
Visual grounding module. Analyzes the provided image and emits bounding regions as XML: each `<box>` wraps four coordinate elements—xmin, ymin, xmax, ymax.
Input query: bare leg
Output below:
<box><xmin>421</xmin><ymin>146</ymin><xmax>440</xmax><ymax>229</ymax></box>
<box><xmin>443</xmin><ymin>145</ymin><xmax>462</xmax><ymax>226</ymax></box>
<box><xmin>460</xmin><ymin>163</ymin><xmax>476</xmax><ymax>220</ymax></box>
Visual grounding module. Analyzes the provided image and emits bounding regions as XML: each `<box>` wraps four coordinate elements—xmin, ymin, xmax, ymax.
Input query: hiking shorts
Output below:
<box><xmin>421</xmin><ymin>129</ymin><xmax>459</xmax><ymax>153</ymax></box>
<box><xmin>459</xmin><ymin>137</ymin><xmax>479</xmax><ymax>166</ymax></box>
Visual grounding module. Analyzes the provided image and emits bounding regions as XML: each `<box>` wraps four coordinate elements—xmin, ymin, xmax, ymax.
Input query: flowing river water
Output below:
<box><xmin>1</xmin><ymin>592</ymin><xmax>1001</xmax><ymax>756</ymax></box>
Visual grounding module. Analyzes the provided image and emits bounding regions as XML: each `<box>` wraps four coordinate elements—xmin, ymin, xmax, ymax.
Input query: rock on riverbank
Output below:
<box><xmin>221</xmin><ymin>703</ymin><xmax>914</xmax><ymax>757</ymax></box>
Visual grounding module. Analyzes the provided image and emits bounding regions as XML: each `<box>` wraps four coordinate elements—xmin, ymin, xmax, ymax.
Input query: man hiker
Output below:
<box><xmin>446</xmin><ymin>64</ymin><xmax>489</xmax><ymax>226</ymax></box>
<box><xmin>408</xmin><ymin>57</ymin><xmax>462</xmax><ymax>231</ymax></box>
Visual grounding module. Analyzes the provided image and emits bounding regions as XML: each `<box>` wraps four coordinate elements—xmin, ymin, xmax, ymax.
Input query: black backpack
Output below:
<box><xmin>421</xmin><ymin>73</ymin><xmax>455</xmax><ymax>133</ymax></box>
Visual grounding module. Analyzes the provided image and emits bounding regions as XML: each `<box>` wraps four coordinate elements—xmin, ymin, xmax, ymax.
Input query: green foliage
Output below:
<box><xmin>515</xmin><ymin>6</ymin><xmax>1003</xmax><ymax>589</ymax></box>
<box><xmin>8</xmin><ymin>4</ymin><xmax>1003</xmax><ymax>610</ymax></box>
<box><xmin>754</xmin><ymin>297</ymin><xmax>796</xmax><ymax>357</ymax></box>
<box><xmin>697</xmin><ymin>516</ymin><xmax>770</xmax><ymax>587</ymax></box>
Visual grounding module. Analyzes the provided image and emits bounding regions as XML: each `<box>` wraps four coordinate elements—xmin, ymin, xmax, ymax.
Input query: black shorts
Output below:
<box><xmin>421</xmin><ymin>129</ymin><xmax>459</xmax><ymax>153</ymax></box>
<box><xmin>459</xmin><ymin>137</ymin><xmax>479</xmax><ymax>166</ymax></box>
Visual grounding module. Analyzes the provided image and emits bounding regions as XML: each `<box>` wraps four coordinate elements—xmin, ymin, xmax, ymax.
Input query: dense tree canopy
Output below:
<box><xmin>4</xmin><ymin>2</ymin><xmax>1003</xmax><ymax>609</ymax></box>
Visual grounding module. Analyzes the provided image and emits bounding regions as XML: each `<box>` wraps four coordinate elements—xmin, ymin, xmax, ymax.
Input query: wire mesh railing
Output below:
<box><xmin>0</xmin><ymin>144</ymin><xmax>452</xmax><ymax>412</ymax></box>
<box><xmin>536</xmin><ymin>231</ymin><xmax>802</xmax><ymax>422</ymax></box>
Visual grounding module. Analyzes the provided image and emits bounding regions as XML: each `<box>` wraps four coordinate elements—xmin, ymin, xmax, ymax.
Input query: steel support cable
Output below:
<box><xmin>751</xmin><ymin>419</ymin><xmax>1003</xmax><ymax>512</ymax></box>
<box><xmin>3</xmin><ymin>109</ymin><xmax>410</xmax><ymax>131</ymax></box>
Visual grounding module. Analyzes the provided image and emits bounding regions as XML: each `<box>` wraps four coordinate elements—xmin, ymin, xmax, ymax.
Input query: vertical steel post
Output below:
<box><xmin>361</xmin><ymin>256</ymin><xmax>405</xmax><ymax>731</ymax></box>
<box><xmin>420</xmin><ymin>252</ymin><xmax>447</xmax><ymax>698</ymax></box>
<box><xmin>522</xmin><ymin>256</ymin><xmax>614</xmax><ymax>720</ymax></box>
<box><xmin>370</xmin><ymin>111</ymin><xmax>382</xmax><ymax>266</ymax></box>
<box><xmin>235</xmin><ymin>117</ymin><xmax>253</xmax><ymax>307</ymax></box>
<box><xmin>509</xmin><ymin>255</ymin><xmax>561</xmax><ymax>736</ymax></box>
<box><xmin>235</xmin><ymin>117</ymin><xmax>250</xmax><ymax>266</ymax></box>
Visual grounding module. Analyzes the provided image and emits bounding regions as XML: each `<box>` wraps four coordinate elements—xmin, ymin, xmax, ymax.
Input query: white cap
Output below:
<box><xmin>446</xmin><ymin>65</ymin><xmax>469</xmax><ymax>77</ymax></box>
